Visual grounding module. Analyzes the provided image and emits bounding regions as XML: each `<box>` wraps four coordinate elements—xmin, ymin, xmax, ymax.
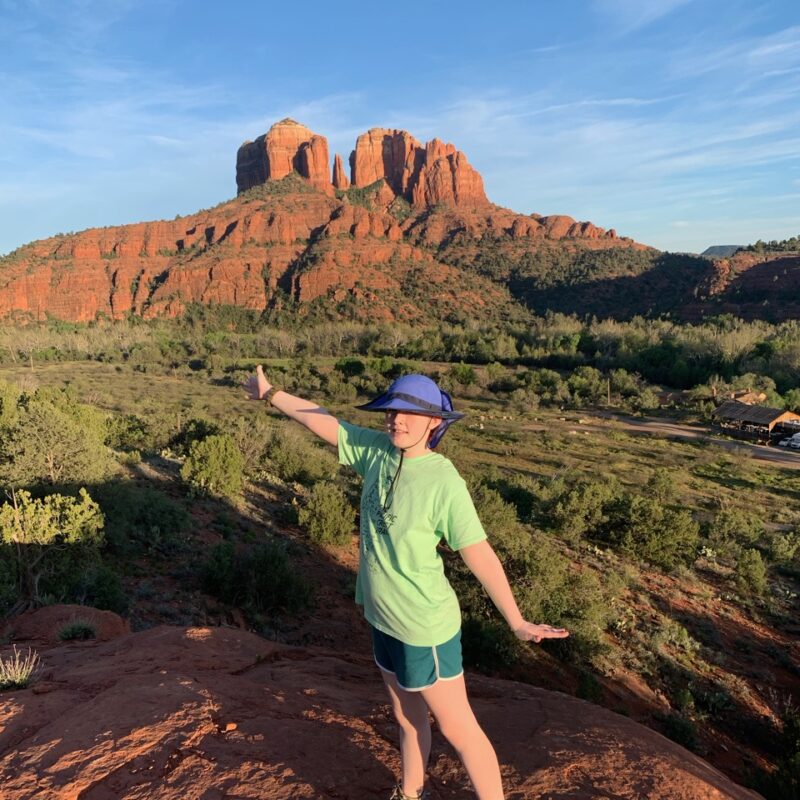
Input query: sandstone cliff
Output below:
<box><xmin>0</xmin><ymin>606</ymin><xmax>762</xmax><ymax>800</ymax></box>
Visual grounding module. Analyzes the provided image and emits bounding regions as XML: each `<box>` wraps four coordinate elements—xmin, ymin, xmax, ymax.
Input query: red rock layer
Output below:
<box><xmin>0</xmin><ymin>187</ymin><xmax>640</xmax><ymax>323</ymax></box>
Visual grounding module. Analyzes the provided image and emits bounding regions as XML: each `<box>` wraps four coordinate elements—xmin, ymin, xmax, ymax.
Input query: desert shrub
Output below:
<box><xmin>58</xmin><ymin>620</ymin><xmax>96</xmax><ymax>641</ymax></box>
<box><xmin>769</xmin><ymin>531</ymin><xmax>800</xmax><ymax>564</ymax></box>
<box><xmin>0</xmin><ymin>489</ymin><xmax>104</xmax><ymax>609</ymax></box>
<box><xmin>550</xmin><ymin>479</ymin><xmax>621</xmax><ymax>543</ymax></box>
<box><xmin>485</xmin><ymin>473</ymin><xmax>537</xmax><ymax>524</ymax></box>
<box><xmin>609</xmin><ymin>368</ymin><xmax>639</xmax><ymax>398</ymax></box>
<box><xmin>520</xmin><ymin>368</ymin><xmax>571</xmax><ymax>405</ymax></box>
<box><xmin>201</xmin><ymin>541</ymin><xmax>311</xmax><ymax>615</ymax></box>
<box><xmin>652</xmin><ymin>619</ymin><xmax>701</xmax><ymax>657</ymax></box>
<box><xmin>0</xmin><ymin>646</ymin><xmax>40</xmax><ymax>690</ymax></box>
<box><xmin>705</xmin><ymin>507</ymin><xmax>764</xmax><ymax>558</ymax></box>
<box><xmin>224</xmin><ymin>415</ymin><xmax>274</xmax><ymax>477</ymax></box>
<box><xmin>736</xmin><ymin>548</ymin><xmax>767</xmax><ymax>596</ymax></box>
<box><xmin>452</xmin><ymin>485</ymin><xmax>617</xmax><ymax>663</ymax></box>
<box><xmin>0</xmin><ymin>379</ymin><xmax>20</xmax><ymax>426</ymax></box>
<box><xmin>449</xmin><ymin>362</ymin><xmax>477</xmax><ymax>386</ymax></box>
<box><xmin>170</xmin><ymin>417</ymin><xmax>221</xmax><ymax>456</ymax></box>
<box><xmin>267</xmin><ymin>423</ymin><xmax>339</xmax><ymax>485</ymax></box>
<box><xmin>752</xmin><ymin>701</ymin><xmax>800</xmax><ymax>800</ymax></box>
<box><xmin>576</xmin><ymin>669</ymin><xmax>604</xmax><ymax>703</ymax></box>
<box><xmin>74</xmin><ymin>563</ymin><xmax>128</xmax><ymax>614</ymax></box>
<box><xmin>335</xmin><ymin>357</ymin><xmax>365</xmax><ymax>377</ymax></box>
<box><xmin>632</xmin><ymin>386</ymin><xmax>661</xmax><ymax>410</ymax></box>
<box><xmin>181</xmin><ymin>434</ymin><xmax>244</xmax><ymax>500</ymax></box>
<box><xmin>461</xmin><ymin>617</ymin><xmax>519</xmax><ymax>672</ymax></box>
<box><xmin>647</xmin><ymin>468</ymin><xmax>677</xmax><ymax>504</ymax></box>
<box><xmin>595</xmin><ymin>495</ymin><xmax>699</xmax><ymax>570</ymax></box>
<box><xmin>94</xmin><ymin>482</ymin><xmax>190</xmax><ymax>557</ymax></box>
<box><xmin>105</xmin><ymin>414</ymin><xmax>155</xmax><ymax>453</ymax></box>
<box><xmin>567</xmin><ymin>366</ymin><xmax>605</xmax><ymax>404</ymax></box>
<box><xmin>324</xmin><ymin>370</ymin><xmax>358</xmax><ymax>402</ymax></box>
<box><xmin>507</xmin><ymin>388</ymin><xmax>541</xmax><ymax>416</ymax></box>
<box><xmin>0</xmin><ymin>549</ymin><xmax>17</xmax><ymax>615</ymax></box>
<box><xmin>368</xmin><ymin>356</ymin><xmax>410</xmax><ymax>378</ymax></box>
<box><xmin>298</xmin><ymin>482</ymin><xmax>355</xmax><ymax>547</ymax></box>
<box><xmin>0</xmin><ymin>389</ymin><xmax>113</xmax><ymax>487</ymax></box>
<box><xmin>657</xmin><ymin>712</ymin><xmax>698</xmax><ymax>751</ymax></box>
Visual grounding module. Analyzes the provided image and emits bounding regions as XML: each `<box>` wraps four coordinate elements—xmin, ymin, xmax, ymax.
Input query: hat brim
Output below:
<box><xmin>356</xmin><ymin>394</ymin><xmax>465</xmax><ymax>420</ymax></box>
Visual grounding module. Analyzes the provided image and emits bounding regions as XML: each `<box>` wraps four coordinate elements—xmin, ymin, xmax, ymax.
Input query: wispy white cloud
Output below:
<box><xmin>593</xmin><ymin>0</ymin><xmax>695</xmax><ymax>32</ymax></box>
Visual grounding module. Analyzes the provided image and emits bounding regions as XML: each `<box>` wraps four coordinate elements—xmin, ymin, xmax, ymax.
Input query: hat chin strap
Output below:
<box><xmin>383</xmin><ymin>423</ymin><xmax>433</xmax><ymax>512</ymax></box>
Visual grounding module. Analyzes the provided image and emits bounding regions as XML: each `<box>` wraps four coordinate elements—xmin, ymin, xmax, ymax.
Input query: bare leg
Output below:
<box><xmin>380</xmin><ymin>669</ymin><xmax>431</xmax><ymax>797</ymax></box>
<box><xmin>421</xmin><ymin>675</ymin><xmax>504</xmax><ymax>800</ymax></box>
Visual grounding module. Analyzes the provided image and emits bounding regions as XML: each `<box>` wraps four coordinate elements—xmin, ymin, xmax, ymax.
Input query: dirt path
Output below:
<box><xmin>552</xmin><ymin>411</ymin><xmax>800</xmax><ymax>471</ymax></box>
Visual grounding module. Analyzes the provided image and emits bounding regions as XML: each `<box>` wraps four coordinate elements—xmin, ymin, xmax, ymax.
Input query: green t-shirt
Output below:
<box><xmin>337</xmin><ymin>420</ymin><xmax>487</xmax><ymax>646</ymax></box>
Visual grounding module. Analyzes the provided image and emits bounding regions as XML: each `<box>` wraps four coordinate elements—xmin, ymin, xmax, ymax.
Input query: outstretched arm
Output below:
<box><xmin>244</xmin><ymin>365</ymin><xmax>340</xmax><ymax>447</ymax></box>
<box><xmin>458</xmin><ymin>539</ymin><xmax>569</xmax><ymax>643</ymax></box>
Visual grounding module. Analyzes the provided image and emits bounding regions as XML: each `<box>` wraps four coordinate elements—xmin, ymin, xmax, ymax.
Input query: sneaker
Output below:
<box><xmin>388</xmin><ymin>785</ymin><xmax>429</xmax><ymax>800</ymax></box>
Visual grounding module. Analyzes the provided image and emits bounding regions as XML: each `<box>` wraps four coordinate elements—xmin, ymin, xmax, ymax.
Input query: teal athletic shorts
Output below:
<box><xmin>370</xmin><ymin>625</ymin><xmax>463</xmax><ymax>691</ymax></box>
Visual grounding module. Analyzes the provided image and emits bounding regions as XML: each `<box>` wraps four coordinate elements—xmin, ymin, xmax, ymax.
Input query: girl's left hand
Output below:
<box><xmin>513</xmin><ymin>622</ymin><xmax>570</xmax><ymax>643</ymax></box>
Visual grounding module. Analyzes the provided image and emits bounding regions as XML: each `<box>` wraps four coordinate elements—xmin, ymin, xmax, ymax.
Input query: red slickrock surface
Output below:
<box><xmin>0</xmin><ymin>607</ymin><xmax>762</xmax><ymax>800</ymax></box>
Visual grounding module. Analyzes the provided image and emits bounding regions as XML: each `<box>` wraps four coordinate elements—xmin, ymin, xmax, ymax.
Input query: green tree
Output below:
<box><xmin>0</xmin><ymin>390</ymin><xmax>112</xmax><ymax>487</ymax></box>
<box><xmin>0</xmin><ymin>488</ymin><xmax>104</xmax><ymax>609</ymax></box>
<box><xmin>647</xmin><ymin>468</ymin><xmax>677</xmax><ymax>504</ymax></box>
<box><xmin>181</xmin><ymin>434</ymin><xmax>244</xmax><ymax>499</ymax></box>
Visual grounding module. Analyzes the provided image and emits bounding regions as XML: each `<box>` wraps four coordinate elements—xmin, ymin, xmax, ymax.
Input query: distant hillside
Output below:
<box><xmin>701</xmin><ymin>245</ymin><xmax>742</xmax><ymax>258</ymax></box>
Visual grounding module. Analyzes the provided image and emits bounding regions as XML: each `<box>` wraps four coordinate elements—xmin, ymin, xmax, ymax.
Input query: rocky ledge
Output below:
<box><xmin>0</xmin><ymin>606</ymin><xmax>760</xmax><ymax>799</ymax></box>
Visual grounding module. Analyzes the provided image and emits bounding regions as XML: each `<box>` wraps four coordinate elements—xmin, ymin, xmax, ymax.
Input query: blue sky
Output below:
<box><xmin>1</xmin><ymin>0</ymin><xmax>799</xmax><ymax>255</ymax></box>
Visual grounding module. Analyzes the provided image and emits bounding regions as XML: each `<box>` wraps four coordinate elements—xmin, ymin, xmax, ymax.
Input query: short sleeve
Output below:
<box><xmin>338</xmin><ymin>420</ymin><xmax>390</xmax><ymax>478</ymax></box>
<box><xmin>435</xmin><ymin>477</ymin><xmax>487</xmax><ymax>550</ymax></box>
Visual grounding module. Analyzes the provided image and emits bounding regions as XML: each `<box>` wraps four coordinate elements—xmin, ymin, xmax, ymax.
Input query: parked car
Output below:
<box><xmin>778</xmin><ymin>434</ymin><xmax>800</xmax><ymax>448</ymax></box>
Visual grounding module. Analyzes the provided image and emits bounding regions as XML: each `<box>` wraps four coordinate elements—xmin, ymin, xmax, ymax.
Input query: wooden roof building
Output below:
<box><xmin>712</xmin><ymin>400</ymin><xmax>800</xmax><ymax>441</ymax></box>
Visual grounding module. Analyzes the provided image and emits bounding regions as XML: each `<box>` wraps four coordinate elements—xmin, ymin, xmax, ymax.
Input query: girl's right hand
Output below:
<box><xmin>244</xmin><ymin>364</ymin><xmax>272</xmax><ymax>401</ymax></box>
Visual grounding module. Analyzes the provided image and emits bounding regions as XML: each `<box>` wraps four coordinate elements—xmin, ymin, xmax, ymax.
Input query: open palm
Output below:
<box><xmin>514</xmin><ymin>622</ymin><xmax>569</xmax><ymax>643</ymax></box>
<box><xmin>243</xmin><ymin>364</ymin><xmax>272</xmax><ymax>401</ymax></box>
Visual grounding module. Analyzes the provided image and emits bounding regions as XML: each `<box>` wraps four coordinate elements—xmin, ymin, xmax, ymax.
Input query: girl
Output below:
<box><xmin>244</xmin><ymin>367</ymin><xmax>568</xmax><ymax>800</ymax></box>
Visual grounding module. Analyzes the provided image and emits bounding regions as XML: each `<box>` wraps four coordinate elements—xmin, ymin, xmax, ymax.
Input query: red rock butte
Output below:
<box><xmin>0</xmin><ymin>118</ymin><xmax>637</xmax><ymax>323</ymax></box>
<box><xmin>237</xmin><ymin>120</ymin><xmax>491</xmax><ymax>209</ymax></box>
<box><xmin>237</xmin><ymin>118</ymin><xmax>333</xmax><ymax>195</ymax></box>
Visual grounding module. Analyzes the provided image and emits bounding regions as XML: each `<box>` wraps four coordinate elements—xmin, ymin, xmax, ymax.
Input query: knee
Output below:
<box><xmin>436</xmin><ymin>715</ymin><xmax>481</xmax><ymax>750</ymax></box>
<box><xmin>391</xmin><ymin>701</ymin><xmax>429</xmax><ymax>732</ymax></box>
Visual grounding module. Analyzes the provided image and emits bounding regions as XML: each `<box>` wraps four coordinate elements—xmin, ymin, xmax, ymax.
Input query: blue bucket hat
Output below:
<box><xmin>357</xmin><ymin>374</ymin><xmax>464</xmax><ymax>448</ymax></box>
